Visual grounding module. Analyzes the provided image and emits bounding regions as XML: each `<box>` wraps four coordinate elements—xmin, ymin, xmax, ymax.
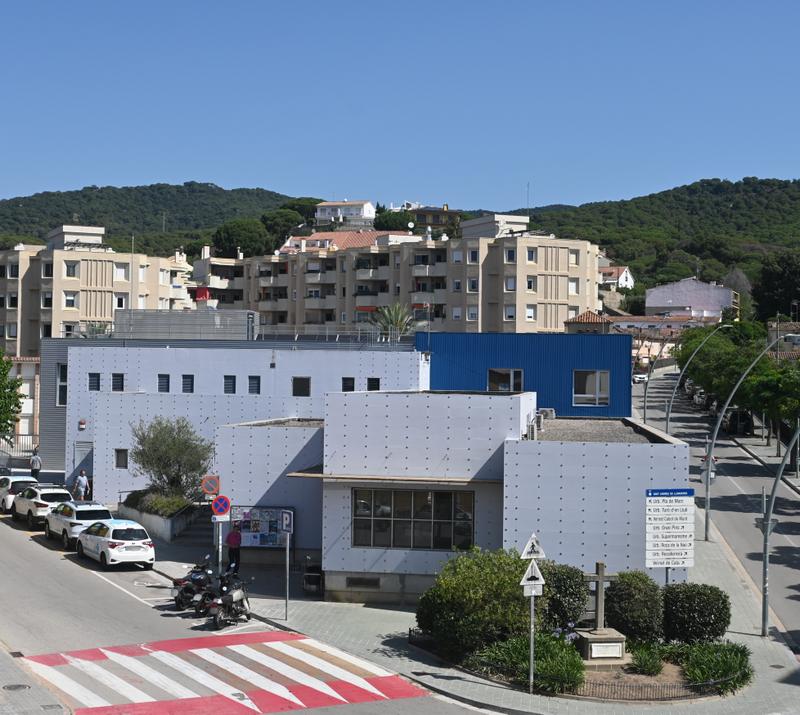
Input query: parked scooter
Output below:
<box><xmin>171</xmin><ymin>555</ymin><xmax>212</xmax><ymax>610</ymax></box>
<box><xmin>208</xmin><ymin>564</ymin><xmax>251</xmax><ymax>630</ymax></box>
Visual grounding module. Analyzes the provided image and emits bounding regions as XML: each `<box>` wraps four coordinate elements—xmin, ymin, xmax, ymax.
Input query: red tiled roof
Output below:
<box><xmin>280</xmin><ymin>231</ymin><xmax>398</xmax><ymax>254</ymax></box>
<box><xmin>564</xmin><ymin>310</ymin><xmax>612</xmax><ymax>324</ymax></box>
<box><xmin>607</xmin><ymin>315</ymin><xmax>717</xmax><ymax>324</ymax></box>
<box><xmin>599</xmin><ymin>266</ymin><xmax>628</xmax><ymax>279</ymax></box>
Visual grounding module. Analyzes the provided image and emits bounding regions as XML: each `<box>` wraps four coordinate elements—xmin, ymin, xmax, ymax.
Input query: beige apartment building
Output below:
<box><xmin>1</xmin><ymin>225</ymin><xmax>195</xmax><ymax>357</ymax></box>
<box><xmin>195</xmin><ymin>216</ymin><xmax>601</xmax><ymax>333</ymax></box>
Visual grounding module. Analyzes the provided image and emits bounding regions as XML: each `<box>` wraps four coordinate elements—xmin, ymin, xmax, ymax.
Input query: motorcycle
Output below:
<box><xmin>208</xmin><ymin>564</ymin><xmax>251</xmax><ymax>630</ymax></box>
<box><xmin>170</xmin><ymin>554</ymin><xmax>212</xmax><ymax>611</ymax></box>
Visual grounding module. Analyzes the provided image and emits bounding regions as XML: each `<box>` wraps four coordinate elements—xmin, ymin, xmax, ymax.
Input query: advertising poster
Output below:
<box><xmin>230</xmin><ymin>506</ymin><xmax>294</xmax><ymax>548</ymax></box>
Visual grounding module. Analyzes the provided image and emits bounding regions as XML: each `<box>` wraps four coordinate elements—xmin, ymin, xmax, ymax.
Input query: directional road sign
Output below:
<box><xmin>211</xmin><ymin>494</ymin><xmax>231</xmax><ymax>517</ymax></box>
<box><xmin>646</xmin><ymin>488</ymin><xmax>695</xmax><ymax>568</ymax></box>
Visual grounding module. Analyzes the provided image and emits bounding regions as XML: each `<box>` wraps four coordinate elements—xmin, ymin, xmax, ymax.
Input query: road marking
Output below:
<box><xmin>265</xmin><ymin>641</ymin><xmax>387</xmax><ymax>698</ymax></box>
<box><xmin>210</xmin><ymin>623</ymin><xmax>264</xmax><ymax>636</ymax></box>
<box><xmin>149</xmin><ymin>650</ymin><xmax>260</xmax><ymax>712</ymax></box>
<box><xmin>100</xmin><ymin>648</ymin><xmax>199</xmax><ymax>700</ymax></box>
<box><xmin>65</xmin><ymin>654</ymin><xmax>154</xmax><ymax>703</ymax></box>
<box><xmin>24</xmin><ymin>659</ymin><xmax>111</xmax><ymax>708</ymax></box>
<box><xmin>192</xmin><ymin>647</ymin><xmax>305</xmax><ymax>707</ymax></box>
<box><xmin>229</xmin><ymin>643</ymin><xmax>347</xmax><ymax>702</ymax></box>
<box><xmin>302</xmin><ymin>638</ymin><xmax>392</xmax><ymax>676</ymax></box>
<box><xmin>91</xmin><ymin>572</ymin><xmax>155</xmax><ymax>608</ymax></box>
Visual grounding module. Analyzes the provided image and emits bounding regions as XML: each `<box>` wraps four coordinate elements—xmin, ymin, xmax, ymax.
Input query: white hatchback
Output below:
<box><xmin>0</xmin><ymin>476</ymin><xmax>39</xmax><ymax>513</ymax></box>
<box><xmin>76</xmin><ymin>519</ymin><xmax>155</xmax><ymax>570</ymax></box>
<box><xmin>11</xmin><ymin>485</ymin><xmax>72</xmax><ymax>528</ymax></box>
<box><xmin>45</xmin><ymin>501</ymin><xmax>113</xmax><ymax>549</ymax></box>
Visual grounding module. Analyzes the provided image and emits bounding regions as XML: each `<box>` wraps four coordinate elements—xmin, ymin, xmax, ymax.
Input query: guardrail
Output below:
<box><xmin>2</xmin><ymin>435</ymin><xmax>38</xmax><ymax>458</ymax></box>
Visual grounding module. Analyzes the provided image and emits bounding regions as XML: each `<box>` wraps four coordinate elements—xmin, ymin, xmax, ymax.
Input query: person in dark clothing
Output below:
<box><xmin>225</xmin><ymin>524</ymin><xmax>242</xmax><ymax>573</ymax></box>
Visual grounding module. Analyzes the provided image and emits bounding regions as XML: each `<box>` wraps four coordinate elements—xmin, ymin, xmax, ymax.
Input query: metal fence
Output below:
<box><xmin>2</xmin><ymin>434</ymin><xmax>38</xmax><ymax>458</ymax></box>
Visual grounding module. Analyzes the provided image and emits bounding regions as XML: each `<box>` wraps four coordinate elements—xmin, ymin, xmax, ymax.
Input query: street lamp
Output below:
<box><xmin>665</xmin><ymin>323</ymin><xmax>733</xmax><ymax>434</ymax></box>
<box><xmin>703</xmin><ymin>333</ymin><xmax>798</xmax><ymax>541</ymax></box>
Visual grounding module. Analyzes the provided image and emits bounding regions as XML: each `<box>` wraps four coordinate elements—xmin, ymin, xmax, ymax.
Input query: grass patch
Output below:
<box><xmin>680</xmin><ymin>642</ymin><xmax>753</xmax><ymax>695</ymax></box>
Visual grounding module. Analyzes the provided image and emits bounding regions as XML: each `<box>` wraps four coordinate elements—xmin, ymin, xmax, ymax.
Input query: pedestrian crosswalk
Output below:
<box><xmin>22</xmin><ymin>630</ymin><xmax>428</xmax><ymax>713</ymax></box>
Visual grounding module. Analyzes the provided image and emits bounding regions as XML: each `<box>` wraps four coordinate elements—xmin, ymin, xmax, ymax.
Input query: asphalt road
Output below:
<box><xmin>0</xmin><ymin>511</ymin><xmax>473</xmax><ymax>714</ymax></box>
<box><xmin>636</xmin><ymin>373</ymin><xmax>800</xmax><ymax>649</ymax></box>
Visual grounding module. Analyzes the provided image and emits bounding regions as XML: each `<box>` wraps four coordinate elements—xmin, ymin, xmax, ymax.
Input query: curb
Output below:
<box><xmin>731</xmin><ymin>438</ymin><xmax>800</xmax><ymax>499</ymax></box>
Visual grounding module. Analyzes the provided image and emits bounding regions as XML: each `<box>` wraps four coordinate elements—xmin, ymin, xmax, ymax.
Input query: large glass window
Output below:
<box><xmin>351</xmin><ymin>489</ymin><xmax>474</xmax><ymax>550</ymax></box>
<box><xmin>573</xmin><ymin>370</ymin><xmax>610</xmax><ymax>406</ymax></box>
<box><xmin>488</xmin><ymin>368</ymin><xmax>523</xmax><ymax>392</ymax></box>
<box><xmin>56</xmin><ymin>364</ymin><xmax>68</xmax><ymax>406</ymax></box>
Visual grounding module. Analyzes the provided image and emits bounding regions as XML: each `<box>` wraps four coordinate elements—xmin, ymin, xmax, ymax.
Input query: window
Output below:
<box><xmin>64</xmin><ymin>291</ymin><xmax>78</xmax><ymax>308</ymax></box>
<box><xmin>114</xmin><ymin>263</ymin><xmax>130</xmax><ymax>281</ymax></box>
<box><xmin>8</xmin><ymin>264</ymin><xmax>19</xmax><ymax>278</ymax></box>
<box><xmin>223</xmin><ymin>375</ymin><xmax>236</xmax><ymax>394</ymax></box>
<box><xmin>41</xmin><ymin>323</ymin><xmax>51</xmax><ymax>338</ymax></box>
<box><xmin>139</xmin><ymin>266</ymin><xmax>146</xmax><ymax>282</ymax></box>
<box><xmin>115</xmin><ymin>294</ymin><xmax>127</xmax><ymax>310</ymax></box>
<box><xmin>88</xmin><ymin>373</ymin><xmax>100</xmax><ymax>391</ymax></box>
<box><xmin>0</xmin><ymin>295</ymin><xmax>4</xmax><ymax>308</ymax></box>
<box><xmin>114</xmin><ymin>449</ymin><xmax>129</xmax><ymax>469</ymax></box>
<box><xmin>505</xmin><ymin>248</ymin><xmax>516</xmax><ymax>263</ymax></box>
<box><xmin>468</xmin><ymin>249</ymin><xmax>479</xmax><ymax>264</ymax></box>
<box><xmin>41</xmin><ymin>291</ymin><xmax>52</xmax><ymax>308</ymax></box>
<box><xmin>523</xmin><ymin>303</ymin><xmax>537</xmax><ymax>322</ymax></box>
<box><xmin>7</xmin><ymin>324</ymin><xmax>16</xmax><ymax>338</ymax></box>
<box><xmin>159</xmin><ymin>269</ymin><xmax>169</xmax><ymax>285</ymax></box>
<box><xmin>248</xmin><ymin>375</ymin><xmax>261</xmax><ymax>395</ymax></box>
<box><xmin>573</xmin><ymin>370</ymin><xmax>610</xmax><ymax>406</ymax></box>
<box><xmin>452</xmin><ymin>279</ymin><xmax>462</xmax><ymax>292</ymax></box>
<box><xmin>467</xmin><ymin>277</ymin><xmax>479</xmax><ymax>292</ymax></box>
<box><xmin>527</xmin><ymin>247</ymin><xmax>538</xmax><ymax>263</ymax></box>
<box><xmin>138</xmin><ymin>295</ymin><xmax>146</xmax><ymax>309</ymax></box>
<box><xmin>351</xmin><ymin>489</ymin><xmax>473</xmax><ymax>550</ymax></box>
<box><xmin>292</xmin><ymin>376</ymin><xmax>310</xmax><ymax>396</ymax></box>
<box><xmin>367</xmin><ymin>377</ymin><xmax>380</xmax><ymax>391</ymax></box>
<box><xmin>42</xmin><ymin>263</ymin><xmax>53</xmax><ymax>278</ymax></box>
<box><xmin>395</xmin><ymin>284</ymin><xmax>400</xmax><ymax>296</ymax></box>
<box><xmin>488</xmin><ymin>368</ymin><xmax>523</xmax><ymax>392</ymax></box>
<box><xmin>568</xmin><ymin>277</ymin><xmax>579</xmax><ymax>295</ymax></box>
<box><xmin>526</xmin><ymin>276</ymin><xmax>538</xmax><ymax>292</ymax></box>
<box><xmin>157</xmin><ymin>374</ymin><xmax>170</xmax><ymax>393</ymax></box>
<box><xmin>451</xmin><ymin>306</ymin><xmax>462</xmax><ymax>320</ymax></box>
<box><xmin>340</xmin><ymin>312</ymin><xmax>347</xmax><ymax>324</ymax></box>
<box><xmin>65</xmin><ymin>262</ymin><xmax>78</xmax><ymax>278</ymax></box>
<box><xmin>452</xmin><ymin>249</ymin><xmax>463</xmax><ymax>264</ymax></box>
<box><xmin>569</xmin><ymin>249</ymin><xmax>580</xmax><ymax>266</ymax></box>
<box><xmin>0</xmin><ymin>265</ymin><xmax>5</xmax><ymax>278</ymax></box>
<box><xmin>568</xmin><ymin>305</ymin><xmax>579</xmax><ymax>319</ymax></box>
<box><xmin>182</xmin><ymin>374</ymin><xmax>194</xmax><ymax>393</ymax></box>
<box><xmin>0</xmin><ymin>324</ymin><xmax>5</xmax><ymax>338</ymax></box>
<box><xmin>112</xmin><ymin>373</ymin><xmax>124</xmax><ymax>392</ymax></box>
<box><xmin>56</xmin><ymin>364</ymin><xmax>68</xmax><ymax>406</ymax></box>
<box><xmin>8</xmin><ymin>293</ymin><xmax>17</xmax><ymax>308</ymax></box>
<box><xmin>504</xmin><ymin>276</ymin><xmax>516</xmax><ymax>292</ymax></box>
<box><xmin>342</xmin><ymin>377</ymin><xmax>355</xmax><ymax>392</ymax></box>
<box><xmin>63</xmin><ymin>322</ymin><xmax>77</xmax><ymax>338</ymax></box>
<box><xmin>504</xmin><ymin>304</ymin><xmax>516</xmax><ymax>321</ymax></box>
<box><xmin>467</xmin><ymin>305</ymin><xmax>478</xmax><ymax>321</ymax></box>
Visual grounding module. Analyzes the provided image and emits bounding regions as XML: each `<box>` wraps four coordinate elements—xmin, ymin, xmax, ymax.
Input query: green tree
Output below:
<box><xmin>371</xmin><ymin>303</ymin><xmax>414</xmax><ymax>336</ymax></box>
<box><xmin>261</xmin><ymin>208</ymin><xmax>305</xmax><ymax>244</ymax></box>
<box><xmin>0</xmin><ymin>356</ymin><xmax>22</xmax><ymax>442</ymax></box>
<box><xmin>129</xmin><ymin>417</ymin><xmax>214</xmax><ymax>497</ymax></box>
<box><xmin>752</xmin><ymin>249</ymin><xmax>800</xmax><ymax>321</ymax></box>
<box><xmin>279</xmin><ymin>197</ymin><xmax>323</xmax><ymax>223</ymax></box>
<box><xmin>212</xmin><ymin>218</ymin><xmax>271</xmax><ymax>258</ymax></box>
<box><xmin>374</xmin><ymin>210</ymin><xmax>415</xmax><ymax>231</ymax></box>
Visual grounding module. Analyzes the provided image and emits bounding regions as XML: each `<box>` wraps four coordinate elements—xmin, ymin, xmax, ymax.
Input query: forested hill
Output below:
<box><xmin>0</xmin><ymin>182</ymin><xmax>289</xmax><ymax>240</ymax></box>
<box><xmin>511</xmin><ymin>178</ymin><xmax>800</xmax><ymax>286</ymax></box>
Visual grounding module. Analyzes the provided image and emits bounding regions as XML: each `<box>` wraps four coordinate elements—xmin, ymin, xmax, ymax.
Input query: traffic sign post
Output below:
<box><xmin>201</xmin><ymin>475</ymin><xmax>220</xmax><ymax>497</ymax></box>
<box><xmin>212</xmin><ymin>495</ymin><xmax>232</xmax><ymax>575</ymax></box>
<box><xmin>279</xmin><ymin>509</ymin><xmax>294</xmax><ymax>620</ymax></box>
<box><xmin>645</xmin><ymin>489</ymin><xmax>695</xmax><ymax>584</ymax></box>
<box><xmin>519</xmin><ymin>531</ymin><xmax>546</xmax><ymax>695</ymax></box>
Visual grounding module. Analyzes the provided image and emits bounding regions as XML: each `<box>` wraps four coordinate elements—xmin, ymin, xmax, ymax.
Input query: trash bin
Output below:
<box><xmin>302</xmin><ymin>565</ymin><xmax>323</xmax><ymax>595</ymax></box>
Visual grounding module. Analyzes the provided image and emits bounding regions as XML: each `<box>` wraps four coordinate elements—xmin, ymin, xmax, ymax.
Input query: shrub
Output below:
<box><xmin>538</xmin><ymin>561</ymin><xmax>589</xmax><ymax>631</ymax></box>
<box><xmin>663</xmin><ymin>583</ymin><xmax>731</xmax><ymax>643</ymax></box>
<box><xmin>123</xmin><ymin>489</ymin><xmax>147</xmax><ymax>510</ymax></box>
<box><xmin>606</xmin><ymin>570</ymin><xmax>663</xmax><ymax>642</ymax></box>
<box><xmin>629</xmin><ymin>642</ymin><xmax>663</xmax><ymax>676</ymax></box>
<box><xmin>416</xmin><ymin>549</ymin><xmax>530</xmax><ymax>659</ymax></box>
<box><xmin>137</xmin><ymin>492</ymin><xmax>190</xmax><ymax>518</ymax></box>
<box><xmin>680</xmin><ymin>641</ymin><xmax>753</xmax><ymax>695</ymax></box>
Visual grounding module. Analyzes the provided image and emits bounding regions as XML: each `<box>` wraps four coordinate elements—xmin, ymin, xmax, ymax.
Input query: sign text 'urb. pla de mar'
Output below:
<box><xmin>645</xmin><ymin>488</ymin><xmax>695</xmax><ymax>568</ymax></box>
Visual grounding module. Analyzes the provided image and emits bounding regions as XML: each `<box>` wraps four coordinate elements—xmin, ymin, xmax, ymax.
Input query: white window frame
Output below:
<box><xmin>504</xmin><ymin>304</ymin><xmax>516</xmax><ymax>321</ymax></box>
<box><xmin>568</xmin><ymin>277</ymin><xmax>579</xmax><ymax>295</ymax></box>
<box><xmin>114</xmin><ymin>262</ymin><xmax>130</xmax><ymax>281</ymax></box>
<box><xmin>64</xmin><ymin>291</ymin><xmax>78</xmax><ymax>309</ymax></box>
<box><xmin>451</xmin><ymin>249</ymin><xmax>463</xmax><ymax>264</ymax></box>
<box><xmin>505</xmin><ymin>248</ymin><xmax>516</xmax><ymax>263</ymax></box>
<box><xmin>569</xmin><ymin>249</ymin><xmax>580</xmax><ymax>266</ymax></box>
<box><xmin>504</xmin><ymin>276</ymin><xmax>516</xmax><ymax>292</ymax></box>
<box><xmin>56</xmin><ymin>363</ymin><xmax>68</xmax><ymax>406</ymax></box>
<box><xmin>452</xmin><ymin>306</ymin><xmax>462</xmax><ymax>321</ymax></box>
<box><xmin>525</xmin><ymin>304</ymin><xmax>537</xmax><ymax>322</ymax></box>
<box><xmin>527</xmin><ymin>247</ymin><xmax>538</xmax><ymax>263</ymax></box>
<box><xmin>568</xmin><ymin>305</ymin><xmax>579</xmax><ymax>319</ymax></box>
<box><xmin>467</xmin><ymin>277</ymin><xmax>479</xmax><ymax>293</ymax></box>
<box><xmin>573</xmin><ymin>369</ymin><xmax>610</xmax><ymax>407</ymax></box>
<box><xmin>467</xmin><ymin>248</ymin><xmax>479</xmax><ymax>264</ymax></box>
<box><xmin>466</xmin><ymin>306</ymin><xmax>478</xmax><ymax>322</ymax></box>
<box><xmin>64</xmin><ymin>262</ymin><xmax>79</xmax><ymax>278</ymax></box>
<box><xmin>115</xmin><ymin>293</ymin><xmax>127</xmax><ymax>310</ymax></box>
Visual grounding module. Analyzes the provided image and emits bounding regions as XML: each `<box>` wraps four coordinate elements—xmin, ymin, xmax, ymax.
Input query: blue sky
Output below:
<box><xmin>2</xmin><ymin>1</ymin><xmax>798</xmax><ymax>209</ymax></box>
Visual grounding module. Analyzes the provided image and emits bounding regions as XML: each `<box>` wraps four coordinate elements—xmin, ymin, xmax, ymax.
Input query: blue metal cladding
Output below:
<box><xmin>415</xmin><ymin>332</ymin><xmax>632</xmax><ymax>418</ymax></box>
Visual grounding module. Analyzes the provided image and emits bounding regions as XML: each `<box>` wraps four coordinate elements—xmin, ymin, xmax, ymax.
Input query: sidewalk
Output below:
<box><xmin>729</xmin><ymin>422</ymin><xmax>800</xmax><ymax>497</ymax></box>
<box><xmin>0</xmin><ymin>649</ymin><xmax>66</xmax><ymax>714</ymax></box>
<box><xmin>152</xmin><ymin>515</ymin><xmax>800</xmax><ymax>715</ymax></box>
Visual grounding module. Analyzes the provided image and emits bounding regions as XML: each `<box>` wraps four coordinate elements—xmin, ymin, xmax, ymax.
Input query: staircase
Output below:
<box><xmin>171</xmin><ymin>503</ymin><xmax>213</xmax><ymax>547</ymax></box>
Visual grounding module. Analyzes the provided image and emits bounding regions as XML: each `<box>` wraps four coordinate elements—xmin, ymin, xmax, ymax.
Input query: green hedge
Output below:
<box><xmin>123</xmin><ymin>489</ymin><xmax>190</xmax><ymax>518</ymax></box>
<box><xmin>663</xmin><ymin>583</ymin><xmax>731</xmax><ymax>643</ymax></box>
<box><xmin>606</xmin><ymin>570</ymin><xmax>663</xmax><ymax>643</ymax></box>
<box><xmin>538</xmin><ymin>561</ymin><xmax>589</xmax><ymax>631</ymax></box>
<box><xmin>662</xmin><ymin>640</ymin><xmax>753</xmax><ymax>695</ymax></box>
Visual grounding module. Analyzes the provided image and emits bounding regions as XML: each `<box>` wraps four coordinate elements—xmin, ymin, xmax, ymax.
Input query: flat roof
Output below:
<box><xmin>536</xmin><ymin>418</ymin><xmax>657</xmax><ymax>444</ymax></box>
<box><xmin>227</xmin><ymin>418</ymin><xmax>324</xmax><ymax>428</ymax></box>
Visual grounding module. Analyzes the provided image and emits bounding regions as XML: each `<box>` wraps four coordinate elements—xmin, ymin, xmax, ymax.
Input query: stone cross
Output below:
<box><xmin>583</xmin><ymin>561</ymin><xmax>618</xmax><ymax>633</ymax></box>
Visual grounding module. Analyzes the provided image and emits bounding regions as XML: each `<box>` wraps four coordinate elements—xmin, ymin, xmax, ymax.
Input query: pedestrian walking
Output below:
<box><xmin>73</xmin><ymin>469</ymin><xmax>89</xmax><ymax>501</ymax></box>
<box><xmin>29</xmin><ymin>448</ymin><xmax>42</xmax><ymax>480</ymax></box>
<box><xmin>226</xmin><ymin>524</ymin><xmax>242</xmax><ymax>573</ymax></box>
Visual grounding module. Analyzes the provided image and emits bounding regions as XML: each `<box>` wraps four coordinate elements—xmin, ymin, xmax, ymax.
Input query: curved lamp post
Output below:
<box><xmin>703</xmin><ymin>333</ymin><xmax>798</xmax><ymax>541</ymax></box>
<box><xmin>761</xmin><ymin>422</ymin><xmax>800</xmax><ymax>637</ymax></box>
<box><xmin>665</xmin><ymin>323</ymin><xmax>733</xmax><ymax>434</ymax></box>
<box><xmin>642</xmin><ymin>336</ymin><xmax>671</xmax><ymax>425</ymax></box>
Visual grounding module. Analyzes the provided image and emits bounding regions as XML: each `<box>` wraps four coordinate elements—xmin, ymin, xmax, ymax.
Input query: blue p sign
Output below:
<box><xmin>280</xmin><ymin>510</ymin><xmax>293</xmax><ymax>534</ymax></box>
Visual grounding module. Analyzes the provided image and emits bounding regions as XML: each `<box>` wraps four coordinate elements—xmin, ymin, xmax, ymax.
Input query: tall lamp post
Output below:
<box><xmin>703</xmin><ymin>333</ymin><xmax>798</xmax><ymax>541</ymax></box>
<box><xmin>642</xmin><ymin>335</ymin><xmax>670</xmax><ymax>424</ymax></box>
<box><xmin>665</xmin><ymin>323</ymin><xmax>733</xmax><ymax>434</ymax></box>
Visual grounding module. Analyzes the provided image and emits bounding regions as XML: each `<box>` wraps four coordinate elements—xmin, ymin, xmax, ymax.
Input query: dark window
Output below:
<box><xmin>56</xmin><ymin>363</ymin><xmax>68</xmax><ymax>406</ymax></box>
<box><xmin>182</xmin><ymin>374</ymin><xmax>194</xmax><ymax>393</ymax></box>
<box><xmin>114</xmin><ymin>449</ymin><xmax>128</xmax><ymax>469</ymax></box>
<box><xmin>352</xmin><ymin>488</ymin><xmax>473</xmax><ymax>550</ymax></box>
<box><xmin>76</xmin><ymin>508</ymin><xmax>111</xmax><ymax>520</ymax></box>
<box><xmin>248</xmin><ymin>376</ymin><xmax>261</xmax><ymax>395</ymax></box>
<box><xmin>88</xmin><ymin>373</ymin><xmax>100</xmax><ymax>391</ymax></box>
<box><xmin>573</xmin><ymin>370</ymin><xmax>610</xmax><ymax>406</ymax></box>
<box><xmin>367</xmin><ymin>377</ymin><xmax>380</xmax><ymax>391</ymax></box>
<box><xmin>8</xmin><ymin>264</ymin><xmax>18</xmax><ymax>278</ymax></box>
<box><xmin>223</xmin><ymin>375</ymin><xmax>236</xmax><ymax>394</ymax></box>
<box><xmin>112</xmin><ymin>373</ymin><xmax>124</xmax><ymax>392</ymax></box>
<box><xmin>42</xmin><ymin>263</ymin><xmax>53</xmax><ymax>278</ymax></box>
<box><xmin>111</xmin><ymin>527</ymin><xmax>148</xmax><ymax>541</ymax></box>
<box><xmin>487</xmin><ymin>368</ymin><xmax>523</xmax><ymax>392</ymax></box>
<box><xmin>42</xmin><ymin>323</ymin><xmax>52</xmax><ymax>338</ymax></box>
<box><xmin>8</xmin><ymin>293</ymin><xmax>17</xmax><ymax>308</ymax></box>
<box><xmin>157</xmin><ymin>374</ymin><xmax>170</xmax><ymax>393</ymax></box>
<box><xmin>0</xmin><ymin>266</ymin><xmax>5</xmax><ymax>278</ymax></box>
<box><xmin>292</xmin><ymin>377</ymin><xmax>311</xmax><ymax>397</ymax></box>
<box><xmin>342</xmin><ymin>377</ymin><xmax>355</xmax><ymax>392</ymax></box>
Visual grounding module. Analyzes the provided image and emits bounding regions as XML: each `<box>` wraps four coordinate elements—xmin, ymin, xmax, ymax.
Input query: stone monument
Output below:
<box><xmin>574</xmin><ymin>561</ymin><xmax>629</xmax><ymax>666</ymax></box>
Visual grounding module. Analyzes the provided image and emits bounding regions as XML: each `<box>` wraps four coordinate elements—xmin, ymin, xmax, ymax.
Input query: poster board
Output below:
<box><xmin>230</xmin><ymin>506</ymin><xmax>294</xmax><ymax>548</ymax></box>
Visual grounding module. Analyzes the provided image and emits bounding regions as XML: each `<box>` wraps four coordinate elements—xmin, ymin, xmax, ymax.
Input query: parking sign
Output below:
<box><xmin>280</xmin><ymin>509</ymin><xmax>294</xmax><ymax>534</ymax></box>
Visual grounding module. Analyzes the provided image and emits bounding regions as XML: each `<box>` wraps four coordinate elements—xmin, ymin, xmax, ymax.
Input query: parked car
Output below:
<box><xmin>723</xmin><ymin>409</ymin><xmax>753</xmax><ymax>435</ymax></box>
<box><xmin>11</xmin><ymin>484</ymin><xmax>72</xmax><ymax>528</ymax></box>
<box><xmin>0</xmin><ymin>476</ymin><xmax>39</xmax><ymax>513</ymax></box>
<box><xmin>44</xmin><ymin>500</ymin><xmax>113</xmax><ymax>549</ymax></box>
<box><xmin>693</xmin><ymin>389</ymin><xmax>707</xmax><ymax>406</ymax></box>
<box><xmin>76</xmin><ymin>519</ymin><xmax>155</xmax><ymax>570</ymax></box>
<box><xmin>683</xmin><ymin>378</ymin><xmax>695</xmax><ymax>395</ymax></box>
<box><xmin>632</xmin><ymin>373</ymin><xmax>648</xmax><ymax>384</ymax></box>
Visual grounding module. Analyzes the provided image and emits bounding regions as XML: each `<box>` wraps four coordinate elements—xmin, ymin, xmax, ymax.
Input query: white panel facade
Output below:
<box><xmin>503</xmin><ymin>438</ymin><xmax>690</xmax><ymax>582</ymax></box>
<box><xmin>323</xmin><ymin>392</ymin><xmax>535</xmax><ymax>479</ymax></box>
<box><xmin>214</xmin><ymin>422</ymin><xmax>324</xmax><ymax>551</ymax></box>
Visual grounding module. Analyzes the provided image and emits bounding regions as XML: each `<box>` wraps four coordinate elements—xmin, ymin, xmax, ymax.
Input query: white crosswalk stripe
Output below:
<box><xmin>24</xmin><ymin>659</ymin><xmax>111</xmax><ymax>709</ymax></box>
<box><xmin>302</xmin><ymin>638</ymin><xmax>393</xmax><ymax>676</ymax></box>
<box><xmin>228</xmin><ymin>644</ymin><xmax>347</xmax><ymax>703</ymax></box>
<box><xmin>65</xmin><ymin>655</ymin><xmax>155</xmax><ymax>703</ymax></box>
<box><xmin>100</xmin><ymin>648</ymin><xmax>200</xmax><ymax>700</ymax></box>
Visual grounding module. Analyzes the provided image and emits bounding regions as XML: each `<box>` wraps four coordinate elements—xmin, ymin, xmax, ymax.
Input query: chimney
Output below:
<box><xmin>201</xmin><ymin>245</ymin><xmax>211</xmax><ymax>260</ymax></box>
<box><xmin>236</xmin><ymin>247</ymin><xmax>244</xmax><ymax>260</ymax></box>
<box><xmin>300</xmin><ymin>239</ymin><xmax>306</xmax><ymax>252</ymax></box>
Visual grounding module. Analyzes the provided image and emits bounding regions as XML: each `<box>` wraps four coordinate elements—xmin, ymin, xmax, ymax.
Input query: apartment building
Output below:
<box><xmin>0</xmin><ymin>225</ymin><xmax>195</xmax><ymax>357</ymax></box>
<box><xmin>193</xmin><ymin>215</ymin><xmax>601</xmax><ymax>333</ymax></box>
<box><xmin>314</xmin><ymin>200</ymin><xmax>376</xmax><ymax>229</ymax></box>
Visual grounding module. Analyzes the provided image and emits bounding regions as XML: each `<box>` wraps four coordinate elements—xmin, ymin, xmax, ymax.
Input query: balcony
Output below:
<box><xmin>304</xmin><ymin>271</ymin><xmax>336</xmax><ymax>284</ymax></box>
<box><xmin>305</xmin><ymin>297</ymin><xmax>333</xmax><ymax>310</ymax></box>
<box><xmin>356</xmin><ymin>268</ymin><xmax>380</xmax><ymax>280</ymax></box>
<box><xmin>208</xmin><ymin>275</ymin><xmax>230</xmax><ymax>290</ymax></box>
<box><xmin>355</xmin><ymin>294</ymin><xmax>378</xmax><ymax>308</ymax></box>
<box><xmin>433</xmin><ymin>288</ymin><xmax>449</xmax><ymax>304</ymax></box>
<box><xmin>258</xmin><ymin>298</ymin><xmax>289</xmax><ymax>311</ymax></box>
<box><xmin>411</xmin><ymin>291</ymin><xmax>435</xmax><ymax>305</ymax></box>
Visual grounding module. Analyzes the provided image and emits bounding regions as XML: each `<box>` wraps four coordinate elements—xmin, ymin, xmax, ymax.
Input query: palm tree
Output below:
<box><xmin>371</xmin><ymin>303</ymin><xmax>414</xmax><ymax>338</ymax></box>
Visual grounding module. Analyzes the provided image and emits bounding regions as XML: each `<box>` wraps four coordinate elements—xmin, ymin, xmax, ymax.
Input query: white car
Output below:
<box><xmin>76</xmin><ymin>519</ymin><xmax>155</xmax><ymax>570</ymax></box>
<box><xmin>632</xmin><ymin>373</ymin><xmax>648</xmax><ymax>384</ymax></box>
<box><xmin>44</xmin><ymin>500</ymin><xmax>113</xmax><ymax>549</ymax></box>
<box><xmin>11</xmin><ymin>484</ymin><xmax>72</xmax><ymax>528</ymax></box>
<box><xmin>0</xmin><ymin>475</ymin><xmax>39</xmax><ymax>513</ymax></box>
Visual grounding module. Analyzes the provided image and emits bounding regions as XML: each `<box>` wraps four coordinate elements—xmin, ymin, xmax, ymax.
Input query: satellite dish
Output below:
<box><xmin>274</xmin><ymin>250</ymin><xmax>280</xmax><ymax>256</ymax></box>
<box><xmin>407</xmin><ymin>222</ymin><xmax>415</xmax><ymax>229</ymax></box>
